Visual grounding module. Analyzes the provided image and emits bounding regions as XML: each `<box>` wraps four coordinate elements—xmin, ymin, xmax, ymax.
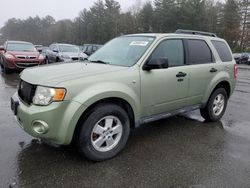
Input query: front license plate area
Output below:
<box><xmin>11</xmin><ymin>97</ymin><xmax>19</xmax><ymax>115</ymax></box>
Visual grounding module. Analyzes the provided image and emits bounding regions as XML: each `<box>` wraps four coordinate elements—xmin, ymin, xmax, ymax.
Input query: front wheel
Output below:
<box><xmin>77</xmin><ymin>104</ymin><xmax>130</xmax><ymax>161</ymax></box>
<box><xmin>200</xmin><ymin>88</ymin><xmax>228</xmax><ymax>122</ymax></box>
<box><xmin>45</xmin><ymin>57</ymin><xmax>49</xmax><ymax>64</ymax></box>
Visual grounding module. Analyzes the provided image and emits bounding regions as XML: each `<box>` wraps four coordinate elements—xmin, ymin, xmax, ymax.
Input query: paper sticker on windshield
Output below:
<box><xmin>130</xmin><ymin>41</ymin><xmax>149</xmax><ymax>46</ymax></box>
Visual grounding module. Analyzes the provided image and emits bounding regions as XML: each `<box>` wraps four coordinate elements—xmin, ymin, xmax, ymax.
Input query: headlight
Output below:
<box><xmin>60</xmin><ymin>55</ymin><xmax>71</xmax><ymax>59</ymax></box>
<box><xmin>5</xmin><ymin>54</ymin><xmax>15</xmax><ymax>59</ymax></box>
<box><xmin>33</xmin><ymin>86</ymin><xmax>66</xmax><ymax>106</ymax></box>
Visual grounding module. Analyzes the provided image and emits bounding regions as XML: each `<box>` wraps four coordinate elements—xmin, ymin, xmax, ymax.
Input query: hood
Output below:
<box><xmin>20</xmin><ymin>62</ymin><xmax>127</xmax><ymax>86</ymax></box>
<box><xmin>7</xmin><ymin>51</ymin><xmax>39</xmax><ymax>57</ymax></box>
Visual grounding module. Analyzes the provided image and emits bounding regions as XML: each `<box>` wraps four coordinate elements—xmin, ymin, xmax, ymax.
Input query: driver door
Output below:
<box><xmin>140</xmin><ymin>39</ymin><xmax>190</xmax><ymax>116</ymax></box>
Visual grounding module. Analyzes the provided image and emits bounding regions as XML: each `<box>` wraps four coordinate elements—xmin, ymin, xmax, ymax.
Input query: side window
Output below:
<box><xmin>187</xmin><ymin>40</ymin><xmax>213</xmax><ymax>64</ymax></box>
<box><xmin>87</xmin><ymin>46</ymin><xmax>92</xmax><ymax>52</ymax></box>
<box><xmin>211</xmin><ymin>40</ymin><xmax>232</xmax><ymax>62</ymax></box>
<box><xmin>49</xmin><ymin>44</ymin><xmax>55</xmax><ymax>50</ymax></box>
<box><xmin>151</xmin><ymin>39</ymin><xmax>184</xmax><ymax>67</ymax></box>
<box><xmin>93</xmin><ymin>46</ymin><xmax>97</xmax><ymax>52</ymax></box>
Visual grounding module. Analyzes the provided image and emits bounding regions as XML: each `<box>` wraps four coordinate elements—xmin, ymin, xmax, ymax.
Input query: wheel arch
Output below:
<box><xmin>202</xmin><ymin>79</ymin><xmax>231</xmax><ymax>107</ymax></box>
<box><xmin>212</xmin><ymin>81</ymin><xmax>231</xmax><ymax>98</ymax></box>
<box><xmin>72</xmin><ymin>97</ymin><xmax>136</xmax><ymax>144</ymax></box>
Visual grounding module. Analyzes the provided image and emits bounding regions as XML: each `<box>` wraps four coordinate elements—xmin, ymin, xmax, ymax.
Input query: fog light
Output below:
<box><xmin>32</xmin><ymin>120</ymin><xmax>49</xmax><ymax>134</ymax></box>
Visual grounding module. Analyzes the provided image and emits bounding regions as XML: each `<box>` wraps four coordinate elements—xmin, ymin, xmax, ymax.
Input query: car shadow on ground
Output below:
<box><xmin>16</xmin><ymin>114</ymin><xmax>226</xmax><ymax>187</ymax></box>
<box><xmin>0</xmin><ymin>71</ymin><xmax>20</xmax><ymax>88</ymax></box>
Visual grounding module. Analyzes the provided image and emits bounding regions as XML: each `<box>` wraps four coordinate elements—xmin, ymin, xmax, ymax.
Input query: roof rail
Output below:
<box><xmin>175</xmin><ymin>29</ymin><xmax>217</xmax><ymax>37</ymax></box>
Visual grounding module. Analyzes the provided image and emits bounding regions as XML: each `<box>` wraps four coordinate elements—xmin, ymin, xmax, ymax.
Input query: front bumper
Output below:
<box><xmin>11</xmin><ymin>92</ymin><xmax>83</xmax><ymax>145</ymax></box>
<box><xmin>5</xmin><ymin>59</ymin><xmax>45</xmax><ymax>69</ymax></box>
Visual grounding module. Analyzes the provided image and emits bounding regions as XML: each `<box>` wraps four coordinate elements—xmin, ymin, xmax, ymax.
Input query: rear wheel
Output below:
<box><xmin>76</xmin><ymin>104</ymin><xmax>130</xmax><ymax>161</ymax></box>
<box><xmin>200</xmin><ymin>88</ymin><xmax>228</xmax><ymax>122</ymax></box>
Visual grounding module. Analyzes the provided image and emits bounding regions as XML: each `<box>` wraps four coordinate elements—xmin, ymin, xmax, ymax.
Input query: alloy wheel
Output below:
<box><xmin>91</xmin><ymin>116</ymin><xmax>123</xmax><ymax>152</ymax></box>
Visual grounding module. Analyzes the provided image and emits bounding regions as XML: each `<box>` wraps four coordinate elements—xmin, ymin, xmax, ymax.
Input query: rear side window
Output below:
<box><xmin>187</xmin><ymin>39</ymin><xmax>213</xmax><ymax>64</ymax></box>
<box><xmin>211</xmin><ymin>40</ymin><xmax>232</xmax><ymax>62</ymax></box>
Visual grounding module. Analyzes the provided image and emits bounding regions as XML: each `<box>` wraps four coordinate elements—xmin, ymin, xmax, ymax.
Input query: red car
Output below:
<box><xmin>0</xmin><ymin>41</ymin><xmax>45</xmax><ymax>73</ymax></box>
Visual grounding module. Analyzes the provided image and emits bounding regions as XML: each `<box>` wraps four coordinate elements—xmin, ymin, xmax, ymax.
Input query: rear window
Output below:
<box><xmin>187</xmin><ymin>39</ymin><xmax>213</xmax><ymax>64</ymax></box>
<box><xmin>211</xmin><ymin>40</ymin><xmax>232</xmax><ymax>62</ymax></box>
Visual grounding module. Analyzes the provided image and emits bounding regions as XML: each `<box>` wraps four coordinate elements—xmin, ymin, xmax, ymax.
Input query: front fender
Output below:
<box><xmin>62</xmin><ymin>82</ymin><xmax>140</xmax><ymax>144</ymax></box>
<box><xmin>72</xmin><ymin>82</ymin><xmax>141</xmax><ymax>121</ymax></box>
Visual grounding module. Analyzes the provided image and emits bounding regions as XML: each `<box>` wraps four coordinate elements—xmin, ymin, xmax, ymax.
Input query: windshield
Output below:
<box><xmin>88</xmin><ymin>36</ymin><xmax>155</xmax><ymax>67</ymax></box>
<box><xmin>58</xmin><ymin>45</ymin><xmax>79</xmax><ymax>53</ymax></box>
<box><xmin>7</xmin><ymin>43</ymin><xmax>37</xmax><ymax>52</ymax></box>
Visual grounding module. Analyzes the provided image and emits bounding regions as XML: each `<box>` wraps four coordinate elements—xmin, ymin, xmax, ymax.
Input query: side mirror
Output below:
<box><xmin>38</xmin><ymin>49</ymin><xmax>42</xmax><ymax>53</ymax></box>
<box><xmin>143</xmin><ymin>58</ymin><xmax>169</xmax><ymax>71</ymax></box>
<box><xmin>53</xmin><ymin>49</ymin><xmax>59</xmax><ymax>53</ymax></box>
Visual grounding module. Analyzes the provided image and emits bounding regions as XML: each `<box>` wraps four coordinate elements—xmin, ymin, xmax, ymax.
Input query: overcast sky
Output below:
<box><xmin>0</xmin><ymin>0</ymin><xmax>148</xmax><ymax>28</ymax></box>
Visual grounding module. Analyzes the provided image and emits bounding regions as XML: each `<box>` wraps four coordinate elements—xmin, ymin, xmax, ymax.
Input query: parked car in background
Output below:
<box><xmin>0</xmin><ymin>45</ymin><xmax>4</xmax><ymax>54</ymax></box>
<box><xmin>80</xmin><ymin>44</ymin><xmax>102</xmax><ymax>56</ymax></box>
<box><xmin>37</xmin><ymin>46</ymin><xmax>49</xmax><ymax>63</ymax></box>
<box><xmin>241</xmin><ymin>53</ymin><xmax>250</xmax><ymax>65</ymax></box>
<box><xmin>233</xmin><ymin>53</ymin><xmax>242</xmax><ymax>64</ymax></box>
<box><xmin>46</xmin><ymin>43</ymin><xmax>87</xmax><ymax>63</ymax></box>
<box><xmin>0</xmin><ymin>41</ymin><xmax>45</xmax><ymax>73</ymax></box>
<box><xmin>11</xmin><ymin>30</ymin><xmax>236</xmax><ymax>161</ymax></box>
<box><xmin>34</xmin><ymin>45</ymin><xmax>43</xmax><ymax>51</ymax></box>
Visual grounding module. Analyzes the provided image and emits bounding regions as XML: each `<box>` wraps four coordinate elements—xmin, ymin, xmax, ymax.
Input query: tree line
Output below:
<box><xmin>0</xmin><ymin>0</ymin><xmax>249</xmax><ymax>52</ymax></box>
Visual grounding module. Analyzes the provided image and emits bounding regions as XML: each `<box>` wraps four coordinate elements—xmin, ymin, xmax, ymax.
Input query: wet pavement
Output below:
<box><xmin>0</xmin><ymin>67</ymin><xmax>250</xmax><ymax>187</ymax></box>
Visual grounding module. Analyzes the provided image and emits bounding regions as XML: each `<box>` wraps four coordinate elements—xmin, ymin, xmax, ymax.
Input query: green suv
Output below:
<box><xmin>11</xmin><ymin>30</ymin><xmax>237</xmax><ymax>161</ymax></box>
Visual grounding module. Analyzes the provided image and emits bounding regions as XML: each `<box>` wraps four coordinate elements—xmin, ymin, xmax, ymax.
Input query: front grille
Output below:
<box><xmin>16</xmin><ymin>62</ymin><xmax>39</xmax><ymax>68</ymax></box>
<box><xmin>16</xmin><ymin>55</ymin><xmax>37</xmax><ymax>59</ymax></box>
<box><xmin>71</xmin><ymin>57</ymin><xmax>79</xmax><ymax>61</ymax></box>
<box><xmin>18</xmin><ymin>80</ymin><xmax>36</xmax><ymax>105</ymax></box>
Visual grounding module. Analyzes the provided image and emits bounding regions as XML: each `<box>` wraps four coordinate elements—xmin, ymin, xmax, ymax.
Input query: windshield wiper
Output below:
<box><xmin>89</xmin><ymin>60</ymin><xmax>110</xmax><ymax>65</ymax></box>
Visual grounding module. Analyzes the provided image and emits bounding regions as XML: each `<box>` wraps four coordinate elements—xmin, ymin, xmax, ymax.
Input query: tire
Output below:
<box><xmin>200</xmin><ymin>88</ymin><xmax>228</xmax><ymax>122</ymax></box>
<box><xmin>45</xmin><ymin>57</ymin><xmax>49</xmax><ymax>64</ymax></box>
<box><xmin>77</xmin><ymin>104</ymin><xmax>130</xmax><ymax>161</ymax></box>
<box><xmin>0</xmin><ymin>62</ymin><xmax>3</xmax><ymax>70</ymax></box>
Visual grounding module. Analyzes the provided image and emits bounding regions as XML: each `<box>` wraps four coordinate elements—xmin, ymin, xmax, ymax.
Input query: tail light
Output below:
<box><xmin>234</xmin><ymin>64</ymin><xmax>238</xmax><ymax>79</ymax></box>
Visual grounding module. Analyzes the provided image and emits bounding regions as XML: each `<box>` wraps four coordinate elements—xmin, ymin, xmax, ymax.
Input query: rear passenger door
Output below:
<box><xmin>185</xmin><ymin>39</ymin><xmax>217</xmax><ymax>106</ymax></box>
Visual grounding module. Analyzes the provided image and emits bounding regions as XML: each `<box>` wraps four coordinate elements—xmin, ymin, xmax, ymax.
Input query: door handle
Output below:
<box><xmin>210</xmin><ymin>68</ymin><xmax>218</xmax><ymax>73</ymax></box>
<box><xmin>176</xmin><ymin>72</ymin><xmax>187</xmax><ymax>78</ymax></box>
